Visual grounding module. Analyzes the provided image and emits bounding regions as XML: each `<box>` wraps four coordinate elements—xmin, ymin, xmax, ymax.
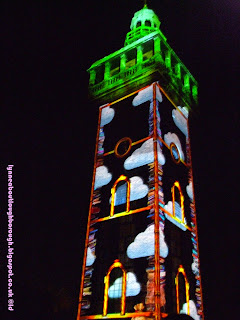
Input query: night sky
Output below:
<box><xmin>1</xmin><ymin>1</ymin><xmax>239</xmax><ymax>319</ymax></box>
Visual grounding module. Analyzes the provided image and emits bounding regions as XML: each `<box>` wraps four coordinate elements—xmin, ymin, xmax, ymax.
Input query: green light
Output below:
<box><xmin>88</xmin><ymin>6</ymin><xmax>198</xmax><ymax>110</ymax></box>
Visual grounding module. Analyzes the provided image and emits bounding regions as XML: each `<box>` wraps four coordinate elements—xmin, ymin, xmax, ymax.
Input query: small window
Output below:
<box><xmin>171</xmin><ymin>181</ymin><xmax>185</xmax><ymax>223</ymax></box>
<box><xmin>110</xmin><ymin>58</ymin><xmax>120</xmax><ymax>78</ymax></box>
<box><xmin>110</xmin><ymin>175</ymin><xmax>130</xmax><ymax>217</ymax></box>
<box><xmin>142</xmin><ymin>39</ymin><xmax>154</xmax><ymax>61</ymax></box>
<box><xmin>125</xmin><ymin>48</ymin><xmax>137</xmax><ymax>69</ymax></box>
<box><xmin>95</xmin><ymin>64</ymin><xmax>104</xmax><ymax>84</ymax></box>
<box><xmin>145</xmin><ymin>20</ymin><xmax>151</xmax><ymax>27</ymax></box>
<box><xmin>136</xmin><ymin>21</ymin><xmax>141</xmax><ymax>28</ymax></box>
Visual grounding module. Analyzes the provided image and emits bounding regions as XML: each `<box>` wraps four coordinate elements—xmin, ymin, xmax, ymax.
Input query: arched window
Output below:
<box><xmin>136</xmin><ymin>21</ymin><xmax>141</xmax><ymax>28</ymax></box>
<box><xmin>171</xmin><ymin>181</ymin><xmax>185</xmax><ymax>223</ymax></box>
<box><xmin>110</xmin><ymin>175</ymin><xmax>130</xmax><ymax>217</ymax></box>
<box><xmin>175</xmin><ymin>265</ymin><xmax>190</xmax><ymax>315</ymax></box>
<box><xmin>103</xmin><ymin>260</ymin><xmax>127</xmax><ymax>316</ymax></box>
<box><xmin>145</xmin><ymin>20</ymin><xmax>151</xmax><ymax>27</ymax></box>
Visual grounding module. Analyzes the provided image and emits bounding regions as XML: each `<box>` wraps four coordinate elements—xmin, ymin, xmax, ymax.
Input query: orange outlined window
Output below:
<box><xmin>175</xmin><ymin>265</ymin><xmax>190</xmax><ymax>315</ymax></box>
<box><xmin>110</xmin><ymin>175</ymin><xmax>130</xmax><ymax>217</ymax></box>
<box><xmin>103</xmin><ymin>260</ymin><xmax>127</xmax><ymax>316</ymax></box>
<box><xmin>171</xmin><ymin>181</ymin><xmax>185</xmax><ymax>223</ymax></box>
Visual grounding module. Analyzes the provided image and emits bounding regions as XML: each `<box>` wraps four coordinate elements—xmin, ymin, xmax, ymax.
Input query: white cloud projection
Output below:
<box><xmin>172</xmin><ymin>108</ymin><xmax>188</xmax><ymax>137</ymax></box>
<box><xmin>164</xmin><ymin>201</ymin><xmax>182</xmax><ymax>219</ymax></box>
<box><xmin>180</xmin><ymin>300</ymin><xmax>200</xmax><ymax>320</ymax></box>
<box><xmin>127</xmin><ymin>224</ymin><xmax>168</xmax><ymax>259</ymax></box>
<box><xmin>132</xmin><ymin>84</ymin><xmax>162</xmax><ymax>106</ymax></box>
<box><xmin>94</xmin><ymin>165</ymin><xmax>112</xmax><ymax>190</ymax></box>
<box><xmin>164</xmin><ymin>201</ymin><xmax>187</xmax><ymax>231</ymax></box>
<box><xmin>108</xmin><ymin>272</ymin><xmax>141</xmax><ymax>298</ymax></box>
<box><xmin>192</xmin><ymin>259</ymin><xmax>199</xmax><ymax>275</ymax></box>
<box><xmin>164</xmin><ymin>132</ymin><xmax>185</xmax><ymax>161</ymax></box>
<box><xmin>109</xmin><ymin>176</ymin><xmax>149</xmax><ymax>205</ymax></box>
<box><xmin>100</xmin><ymin>106</ymin><xmax>115</xmax><ymax>126</ymax></box>
<box><xmin>86</xmin><ymin>247</ymin><xmax>96</xmax><ymax>267</ymax></box>
<box><xmin>124</xmin><ymin>138</ymin><xmax>165</xmax><ymax>170</ymax></box>
<box><xmin>186</xmin><ymin>181</ymin><xmax>193</xmax><ymax>200</ymax></box>
<box><xmin>178</xmin><ymin>106</ymin><xmax>189</xmax><ymax>118</ymax></box>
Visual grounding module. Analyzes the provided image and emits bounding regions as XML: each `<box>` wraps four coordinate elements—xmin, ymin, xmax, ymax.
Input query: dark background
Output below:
<box><xmin>0</xmin><ymin>1</ymin><xmax>239</xmax><ymax>319</ymax></box>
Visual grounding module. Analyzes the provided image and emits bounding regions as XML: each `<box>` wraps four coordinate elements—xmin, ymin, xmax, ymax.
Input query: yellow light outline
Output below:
<box><xmin>175</xmin><ymin>265</ymin><xmax>190</xmax><ymax>315</ymax></box>
<box><xmin>172</xmin><ymin>181</ymin><xmax>185</xmax><ymax>224</ymax></box>
<box><xmin>110</xmin><ymin>175</ymin><xmax>130</xmax><ymax>217</ymax></box>
<box><xmin>103</xmin><ymin>260</ymin><xmax>127</xmax><ymax>316</ymax></box>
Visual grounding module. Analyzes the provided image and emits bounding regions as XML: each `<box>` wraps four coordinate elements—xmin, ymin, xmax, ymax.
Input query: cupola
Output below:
<box><xmin>125</xmin><ymin>4</ymin><xmax>161</xmax><ymax>46</ymax></box>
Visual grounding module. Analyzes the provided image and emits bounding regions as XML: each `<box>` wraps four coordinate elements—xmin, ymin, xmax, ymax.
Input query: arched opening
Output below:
<box><xmin>175</xmin><ymin>265</ymin><xmax>190</xmax><ymax>315</ymax></box>
<box><xmin>171</xmin><ymin>181</ymin><xmax>185</xmax><ymax>223</ymax></box>
<box><xmin>142</xmin><ymin>39</ymin><xmax>154</xmax><ymax>61</ymax></box>
<box><xmin>136</xmin><ymin>21</ymin><xmax>141</xmax><ymax>28</ymax></box>
<box><xmin>110</xmin><ymin>175</ymin><xmax>130</xmax><ymax>217</ymax></box>
<box><xmin>110</xmin><ymin>57</ymin><xmax>120</xmax><ymax>78</ymax></box>
<box><xmin>103</xmin><ymin>260</ymin><xmax>127</xmax><ymax>316</ymax></box>
<box><xmin>125</xmin><ymin>48</ymin><xmax>137</xmax><ymax>69</ymax></box>
<box><xmin>145</xmin><ymin>20</ymin><xmax>151</xmax><ymax>27</ymax></box>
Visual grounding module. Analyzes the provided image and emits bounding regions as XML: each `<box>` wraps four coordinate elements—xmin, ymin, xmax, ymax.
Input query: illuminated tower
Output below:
<box><xmin>77</xmin><ymin>4</ymin><xmax>204</xmax><ymax>320</ymax></box>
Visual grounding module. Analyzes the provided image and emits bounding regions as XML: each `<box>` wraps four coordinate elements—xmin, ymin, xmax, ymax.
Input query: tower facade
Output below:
<box><xmin>77</xmin><ymin>5</ymin><xmax>203</xmax><ymax>320</ymax></box>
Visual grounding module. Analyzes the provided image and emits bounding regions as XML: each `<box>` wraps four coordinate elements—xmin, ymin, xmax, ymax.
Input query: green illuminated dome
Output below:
<box><xmin>125</xmin><ymin>4</ymin><xmax>161</xmax><ymax>46</ymax></box>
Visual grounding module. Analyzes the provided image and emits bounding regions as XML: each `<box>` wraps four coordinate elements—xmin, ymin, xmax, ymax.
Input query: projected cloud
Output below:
<box><xmin>127</xmin><ymin>224</ymin><xmax>168</xmax><ymax>259</ymax></box>
<box><xmin>86</xmin><ymin>247</ymin><xmax>96</xmax><ymax>267</ymax></box>
<box><xmin>109</xmin><ymin>176</ymin><xmax>149</xmax><ymax>205</ymax></box>
<box><xmin>192</xmin><ymin>259</ymin><xmax>199</xmax><ymax>275</ymax></box>
<box><xmin>164</xmin><ymin>132</ymin><xmax>185</xmax><ymax>161</ymax></box>
<box><xmin>178</xmin><ymin>106</ymin><xmax>189</xmax><ymax>118</ymax></box>
<box><xmin>124</xmin><ymin>138</ymin><xmax>165</xmax><ymax>170</ymax></box>
<box><xmin>132</xmin><ymin>84</ymin><xmax>162</xmax><ymax>106</ymax></box>
<box><xmin>164</xmin><ymin>201</ymin><xmax>187</xmax><ymax>231</ymax></box>
<box><xmin>108</xmin><ymin>272</ymin><xmax>141</xmax><ymax>298</ymax></box>
<box><xmin>186</xmin><ymin>181</ymin><xmax>193</xmax><ymax>200</ymax></box>
<box><xmin>180</xmin><ymin>300</ymin><xmax>200</xmax><ymax>320</ymax></box>
<box><xmin>94</xmin><ymin>165</ymin><xmax>112</xmax><ymax>189</ymax></box>
<box><xmin>100</xmin><ymin>106</ymin><xmax>115</xmax><ymax>126</ymax></box>
<box><xmin>164</xmin><ymin>201</ymin><xmax>182</xmax><ymax>220</ymax></box>
<box><xmin>172</xmin><ymin>108</ymin><xmax>188</xmax><ymax>137</ymax></box>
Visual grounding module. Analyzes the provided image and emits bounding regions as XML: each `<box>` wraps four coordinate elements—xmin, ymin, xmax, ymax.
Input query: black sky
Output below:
<box><xmin>1</xmin><ymin>1</ymin><xmax>239</xmax><ymax>319</ymax></box>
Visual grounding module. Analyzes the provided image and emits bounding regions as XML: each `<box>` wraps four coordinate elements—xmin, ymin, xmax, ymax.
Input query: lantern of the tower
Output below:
<box><xmin>77</xmin><ymin>4</ymin><xmax>203</xmax><ymax>320</ymax></box>
<box><xmin>125</xmin><ymin>4</ymin><xmax>161</xmax><ymax>46</ymax></box>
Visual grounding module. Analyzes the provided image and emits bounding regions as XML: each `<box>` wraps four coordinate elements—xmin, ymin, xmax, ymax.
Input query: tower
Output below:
<box><xmin>77</xmin><ymin>4</ymin><xmax>203</xmax><ymax>320</ymax></box>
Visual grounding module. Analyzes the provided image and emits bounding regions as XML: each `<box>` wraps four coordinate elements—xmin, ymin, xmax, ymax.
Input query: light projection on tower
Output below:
<box><xmin>164</xmin><ymin>132</ymin><xmax>185</xmax><ymax>162</ymax></box>
<box><xmin>191</xmin><ymin>259</ymin><xmax>199</xmax><ymax>276</ymax></box>
<box><xmin>86</xmin><ymin>247</ymin><xmax>96</xmax><ymax>267</ymax></box>
<box><xmin>132</xmin><ymin>84</ymin><xmax>162</xmax><ymax>106</ymax></box>
<box><xmin>186</xmin><ymin>181</ymin><xmax>193</xmax><ymax>200</ymax></box>
<box><xmin>127</xmin><ymin>224</ymin><xmax>168</xmax><ymax>259</ymax></box>
<box><xmin>108</xmin><ymin>272</ymin><xmax>141</xmax><ymax>298</ymax></box>
<box><xmin>100</xmin><ymin>106</ymin><xmax>115</xmax><ymax>127</ymax></box>
<box><xmin>172</xmin><ymin>107</ymin><xmax>188</xmax><ymax>137</ymax></box>
<box><xmin>180</xmin><ymin>300</ymin><xmax>200</xmax><ymax>320</ymax></box>
<box><xmin>94</xmin><ymin>165</ymin><xmax>112</xmax><ymax>190</ymax></box>
<box><xmin>109</xmin><ymin>176</ymin><xmax>149</xmax><ymax>205</ymax></box>
<box><xmin>77</xmin><ymin>2</ymin><xmax>204</xmax><ymax>317</ymax></box>
<box><xmin>124</xmin><ymin>138</ymin><xmax>165</xmax><ymax>170</ymax></box>
<box><xmin>164</xmin><ymin>201</ymin><xmax>187</xmax><ymax>231</ymax></box>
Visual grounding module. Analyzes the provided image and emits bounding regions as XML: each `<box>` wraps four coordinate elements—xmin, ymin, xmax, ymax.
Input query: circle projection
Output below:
<box><xmin>114</xmin><ymin>137</ymin><xmax>132</xmax><ymax>158</ymax></box>
<box><xmin>170</xmin><ymin>142</ymin><xmax>180</xmax><ymax>164</ymax></box>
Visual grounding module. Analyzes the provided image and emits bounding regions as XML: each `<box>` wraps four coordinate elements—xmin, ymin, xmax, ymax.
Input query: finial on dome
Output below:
<box><xmin>143</xmin><ymin>0</ymin><xmax>148</xmax><ymax>8</ymax></box>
